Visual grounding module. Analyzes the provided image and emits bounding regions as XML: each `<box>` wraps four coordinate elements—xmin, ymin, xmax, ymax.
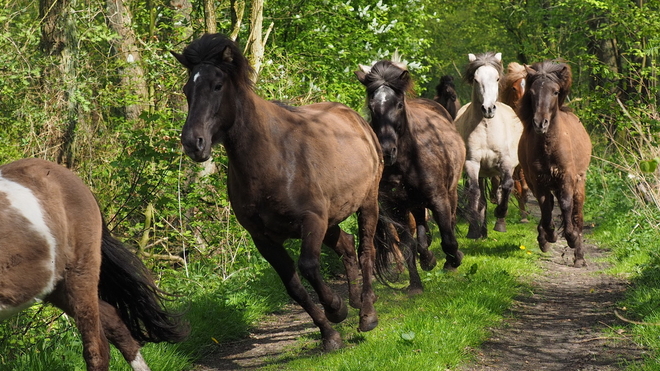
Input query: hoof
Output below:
<box><xmin>359</xmin><ymin>313</ymin><xmax>378</xmax><ymax>332</ymax></box>
<box><xmin>520</xmin><ymin>218</ymin><xmax>529</xmax><ymax>224</ymax></box>
<box><xmin>443</xmin><ymin>250</ymin><xmax>464</xmax><ymax>271</ymax></box>
<box><xmin>407</xmin><ymin>285</ymin><xmax>424</xmax><ymax>296</ymax></box>
<box><xmin>419</xmin><ymin>251</ymin><xmax>437</xmax><ymax>271</ymax></box>
<box><xmin>466</xmin><ymin>227</ymin><xmax>484</xmax><ymax>239</ymax></box>
<box><xmin>325</xmin><ymin>297</ymin><xmax>348</xmax><ymax>324</ymax></box>
<box><xmin>322</xmin><ymin>332</ymin><xmax>344</xmax><ymax>352</ymax></box>
<box><xmin>539</xmin><ymin>242</ymin><xmax>551</xmax><ymax>253</ymax></box>
<box><xmin>573</xmin><ymin>258</ymin><xmax>587</xmax><ymax>268</ymax></box>
<box><xmin>494</xmin><ymin>218</ymin><xmax>507</xmax><ymax>232</ymax></box>
<box><xmin>547</xmin><ymin>232</ymin><xmax>558</xmax><ymax>243</ymax></box>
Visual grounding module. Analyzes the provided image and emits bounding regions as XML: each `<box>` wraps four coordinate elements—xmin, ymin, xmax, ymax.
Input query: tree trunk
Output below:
<box><xmin>106</xmin><ymin>0</ymin><xmax>149</xmax><ymax>122</ymax></box>
<box><xmin>204</xmin><ymin>0</ymin><xmax>217</xmax><ymax>33</ymax></box>
<box><xmin>40</xmin><ymin>0</ymin><xmax>79</xmax><ymax>167</ymax></box>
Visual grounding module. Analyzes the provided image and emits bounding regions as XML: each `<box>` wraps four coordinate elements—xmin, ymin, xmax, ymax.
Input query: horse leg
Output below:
<box><xmin>98</xmin><ymin>300</ymin><xmax>149</xmax><ymax>371</ymax></box>
<box><xmin>489</xmin><ymin>176</ymin><xmax>501</xmax><ymax>204</ymax></box>
<box><xmin>494</xmin><ymin>168</ymin><xmax>514</xmax><ymax>233</ymax></box>
<box><xmin>253</xmin><ymin>235</ymin><xmax>342</xmax><ymax>351</ymax></box>
<box><xmin>323</xmin><ymin>226</ymin><xmax>362</xmax><ymax>308</ymax></box>
<box><xmin>298</xmin><ymin>214</ymin><xmax>347</xmax><ymax>324</ymax></box>
<box><xmin>431</xmin><ymin>198</ymin><xmax>464</xmax><ymax>272</ymax></box>
<box><xmin>394</xmin><ymin>212</ymin><xmax>424</xmax><ymax>295</ymax></box>
<box><xmin>514</xmin><ymin>166</ymin><xmax>529</xmax><ymax>223</ymax></box>
<box><xmin>48</xmin><ymin>281</ymin><xmax>110</xmax><ymax>370</ymax></box>
<box><xmin>412</xmin><ymin>208</ymin><xmax>436</xmax><ymax>271</ymax></box>
<box><xmin>356</xmin><ymin>198</ymin><xmax>380</xmax><ymax>333</ymax></box>
<box><xmin>465</xmin><ymin>161</ymin><xmax>486</xmax><ymax>239</ymax></box>
<box><xmin>559</xmin><ymin>185</ymin><xmax>587</xmax><ymax>267</ymax></box>
<box><xmin>536</xmin><ymin>192</ymin><xmax>557</xmax><ymax>252</ymax></box>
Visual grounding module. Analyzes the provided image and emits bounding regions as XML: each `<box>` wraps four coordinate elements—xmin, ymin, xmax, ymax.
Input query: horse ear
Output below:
<box><xmin>355</xmin><ymin>69</ymin><xmax>367</xmax><ymax>84</ymax></box>
<box><xmin>495</xmin><ymin>52</ymin><xmax>502</xmax><ymax>62</ymax></box>
<box><xmin>171</xmin><ymin>51</ymin><xmax>191</xmax><ymax>69</ymax></box>
<box><xmin>557</xmin><ymin>63</ymin><xmax>573</xmax><ymax>106</ymax></box>
<box><xmin>524</xmin><ymin>64</ymin><xmax>536</xmax><ymax>76</ymax></box>
<box><xmin>359</xmin><ymin>64</ymin><xmax>372</xmax><ymax>75</ymax></box>
<box><xmin>222</xmin><ymin>46</ymin><xmax>234</xmax><ymax>63</ymax></box>
<box><xmin>468</xmin><ymin>53</ymin><xmax>476</xmax><ymax>62</ymax></box>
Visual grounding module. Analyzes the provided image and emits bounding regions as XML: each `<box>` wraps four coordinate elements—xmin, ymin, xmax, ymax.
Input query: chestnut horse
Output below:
<box><xmin>455</xmin><ymin>52</ymin><xmax>523</xmax><ymax>238</ymax></box>
<box><xmin>172</xmin><ymin>34</ymin><xmax>383</xmax><ymax>350</ymax></box>
<box><xmin>0</xmin><ymin>158</ymin><xmax>188</xmax><ymax>371</ymax></box>
<box><xmin>494</xmin><ymin>62</ymin><xmax>531</xmax><ymax>222</ymax></box>
<box><xmin>356</xmin><ymin>60</ymin><xmax>465</xmax><ymax>294</ymax></box>
<box><xmin>434</xmin><ymin>75</ymin><xmax>461</xmax><ymax>119</ymax></box>
<box><xmin>517</xmin><ymin>61</ymin><xmax>592</xmax><ymax>267</ymax></box>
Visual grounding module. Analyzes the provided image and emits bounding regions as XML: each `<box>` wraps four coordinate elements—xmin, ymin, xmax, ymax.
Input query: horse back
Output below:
<box><xmin>0</xmin><ymin>158</ymin><xmax>102</xmax><ymax>318</ymax></box>
<box><xmin>227</xmin><ymin>100</ymin><xmax>382</xmax><ymax>237</ymax></box>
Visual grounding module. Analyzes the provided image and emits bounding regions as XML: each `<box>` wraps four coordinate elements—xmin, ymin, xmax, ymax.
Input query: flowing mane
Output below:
<box><xmin>464</xmin><ymin>52</ymin><xmax>503</xmax><ymax>84</ymax></box>
<box><xmin>360</xmin><ymin>60</ymin><xmax>412</xmax><ymax>96</ymax></box>
<box><xmin>177</xmin><ymin>33</ymin><xmax>254</xmax><ymax>92</ymax></box>
<box><xmin>517</xmin><ymin>61</ymin><xmax>573</xmax><ymax>127</ymax></box>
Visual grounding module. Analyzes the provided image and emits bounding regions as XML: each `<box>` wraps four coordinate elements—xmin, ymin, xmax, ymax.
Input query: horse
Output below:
<box><xmin>433</xmin><ymin>75</ymin><xmax>461</xmax><ymax>119</ymax></box>
<box><xmin>171</xmin><ymin>33</ymin><xmax>383</xmax><ymax>351</ymax></box>
<box><xmin>517</xmin><ymin>61</ymin><xmax>592</xmax><ymax>267</ymax></box>
<box><xmin>454</xmin><ymin>52</ymin><xmax>524</xmax><ymax>239</ymax></box>
<box><xmin>0</xmin><ymin>158</ymin><xmax>188</xmax><ymax>371</ymax></box>
<box><xmin>356</xmin><ymin>60</ymin><xmax>465</xmax><ymax>294</ymax></box>
<box><xmin>493</xmin><ymin>62</ymin><xmax>531</xmax><ymax>223</ymax></box>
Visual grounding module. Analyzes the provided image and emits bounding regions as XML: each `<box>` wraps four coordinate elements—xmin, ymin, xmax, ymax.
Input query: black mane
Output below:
<box><xmin>362</xmin><ymin>60</ymin><xmax>412</xmax><ymax>95</ymax></box>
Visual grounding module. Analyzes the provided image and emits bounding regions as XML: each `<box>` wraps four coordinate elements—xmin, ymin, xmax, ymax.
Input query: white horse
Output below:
<box><xmin>454</xmin><ymin>52</ymin><xmax>523</xmax><ymax>238</ymax></box>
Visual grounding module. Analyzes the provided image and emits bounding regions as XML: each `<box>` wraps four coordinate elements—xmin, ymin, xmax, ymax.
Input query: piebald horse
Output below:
<box><xmin>454</xmin><ymin>52</ymin><xmax>523</xmax><ymax>238</ymax></box>
<box><xmin>172</xmin><ymin>33</ymin><xmax>383</xmax><ymax>351</ymax></box>
<box><xmin>0</xmin><ymin>158</ymin><xmax>188</xmax><ymax>371</ymax></box>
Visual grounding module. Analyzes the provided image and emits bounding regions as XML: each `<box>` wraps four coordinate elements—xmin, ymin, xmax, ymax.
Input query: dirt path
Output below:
<box><xmin>193</xmin><ymin>204</ymin><xmax>647</xmax><ymax>370</ymax></box>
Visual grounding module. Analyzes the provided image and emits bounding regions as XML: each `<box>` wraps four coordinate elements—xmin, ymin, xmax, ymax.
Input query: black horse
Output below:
<box><xmin>356</xmin><ymin>60</ymin><xmax>466</xmax><ymax>293</ymax></box>
<box><xmin>434</xmin><ymin>75</ymin><xmax>461</xmax><ymax>119</ymax></box>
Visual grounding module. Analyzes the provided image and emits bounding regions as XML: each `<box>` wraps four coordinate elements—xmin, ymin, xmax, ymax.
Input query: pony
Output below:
<box><xmin>433</xmin><ymin>75</ymin><xmax>461</xmax><ymax>119</ymax></box>
<box><xmin>492</xmin><ymin>61</ymin><xmax>531</xmax><ymax>222</ymax></box>
<box><xmin>0</xmin><ymin>158</ymin><xmax>188</xmax><ymax>371</ymax></box>
<box><xmin>517</xmin><ymin>61</ymin><xmax>592</xmax><ymax>267</ymax></box>
<box><xmin>171</xmin><ymin>33</ymin><xmax>383</xmax><ymax>351</ymax></box>
<box><xmin>454</xmin><ymin>52</ymin><xmax>524</xmax><ymax>238</ymax></box>
<box><xmin>356</xmin><ymin>59</ymin><xmax>465</xmax><ymax>294</ymax></box>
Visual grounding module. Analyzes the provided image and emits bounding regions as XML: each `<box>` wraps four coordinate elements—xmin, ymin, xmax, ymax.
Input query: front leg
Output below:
<box><xmin>465</xmin><ymin>160</ymin><xmax>487</xmax><ymax>239</ymax></box>
<box><xmin>536</xmin><ymin>191</ymin><xmax>557</xmax><ymax>252</ymax></box>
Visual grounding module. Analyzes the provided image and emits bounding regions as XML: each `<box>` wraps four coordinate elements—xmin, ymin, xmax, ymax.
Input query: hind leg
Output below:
<box><xmin>324</xmin><ymin>226</ymin><xmax>361</xmax><ymax>308</ymax></box>
<box><xmin>411</xmin><ymin>208</ymin><xmax>436</xmax><ymax>271</ymax></box>
<box><xmin>98</xmin><ymin>301</ymin><xmax>149</xmax><ymax>371</ymax></box>
<box><xmin>48</xmin><ymin>279</ymin><xmax>109</xmax><ymax>370</ymax></box>
<box><xmin>356</xmin><ymin>196</ymin><xmax>380</xmax><ymax>333</ymax></box>
<box><xmin>253</xmin><ymin>233</ymin><xmax>343</xmax><ymax>351</ymax></box>
<box><xmin>559</xmin><ymin>185</ymin><xmax>587</xmax><ymax>267</ymax></box>
<box><xmin>431</xmin><ymin>197</ymin><xmax>463</xmax><ymax>271</ymax></box>
<box><xmin>514</xmin><ymin>166</ymin><xmax>529</xmax><ymax>223</ymax></box>
<box><xmin>465</xmin><ymin>161</ymin><xmax>487</xmax><ymax>239</ymax></box>
<box><xmin>494</xmin><ymin>167</ymin><xmax>514</xmax><ymax>233</ymax></box>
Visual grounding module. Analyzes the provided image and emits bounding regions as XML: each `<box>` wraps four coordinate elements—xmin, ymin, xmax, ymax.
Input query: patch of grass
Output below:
<box><xmin>260</xmin><ymin>215</ymin><xmax>541</xmax><ymax>370</ymax></box>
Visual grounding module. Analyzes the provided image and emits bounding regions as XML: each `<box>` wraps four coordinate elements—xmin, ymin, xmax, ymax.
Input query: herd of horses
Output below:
<box><xmin>0</xmin><ymin>33</ymin><xmax>592</xmax><ymax>370</ymax></box>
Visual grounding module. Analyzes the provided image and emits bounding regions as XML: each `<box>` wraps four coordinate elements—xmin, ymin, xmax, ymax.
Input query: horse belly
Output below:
<box><xmin>0</xmin><ymin>179</ymin><xmax>59</xmax><ymax>320</ymax></box>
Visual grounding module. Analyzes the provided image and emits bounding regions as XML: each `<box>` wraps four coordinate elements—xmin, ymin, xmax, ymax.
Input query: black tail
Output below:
<box><xmin>98</xmin><ymin>223</ymin><xmax>189</xmax><ymax>344</ymax></box>
<box><xmin>374</xmin><ymin>209</ymin><xmax>412</xmax><ymax>285</ymax></box>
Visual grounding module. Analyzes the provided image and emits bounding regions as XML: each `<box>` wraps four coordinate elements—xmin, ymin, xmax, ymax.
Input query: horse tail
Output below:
<box><xmin>374</xmin><ymin>208</ymin><xmax>410</xmax><ymax>285</ymax></box>
<box><xmin>98</xmin><ymin>222</ymin><xmax>189</xmax><ymax>344</ymax></box>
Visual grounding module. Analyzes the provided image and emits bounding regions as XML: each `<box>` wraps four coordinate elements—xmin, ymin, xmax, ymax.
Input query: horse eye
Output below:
<box><xmin>397</xmin><ymin>102</ymin><xmax>404</xmax><ymax>110</ymax></box>
<box><xmin>553</xmin><ymin>90</ymin><xmax>559</xmax><ymax>96</ymax></box>
<box><xmin>214</xmin><ymin>84</ymin><xmax>222</xmax><ymax>91</ymax></box>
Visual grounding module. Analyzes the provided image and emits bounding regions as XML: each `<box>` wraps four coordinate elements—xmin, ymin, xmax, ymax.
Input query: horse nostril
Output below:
<box><xmin>196</xmin><ymin>137</ymin><xmax>205</xmax><ymax>152</ymax></box>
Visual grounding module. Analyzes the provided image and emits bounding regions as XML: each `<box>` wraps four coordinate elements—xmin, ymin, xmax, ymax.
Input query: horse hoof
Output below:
<box><xmin>359</xmin><ymin>314</ymin><xmax>378</xmax><ymax>332</ymax></box>
<box><xmin>494</xmin><ymin>219</ymin><xmax>507</xmax><ymax>232</ymax></box>
<box><xmin>539</xmin><ymin>242</ymin><xmax>551</xmax><ymax>253</ymax></box>
<box><xmin>547</xmin><ymin>233</ymin><xmax>558</xmax><ymax>243</ymax></box>
<box><xmin>520</xmin><ymin>218</ymin><xmax>529</xmax><ymax>224</ymax></box>
<box><xmin>325</xmin><ymin>298</ymin><xmax>348</xmax><ymax>324</ymax></box>
<box><xmin>419</xmin><ymin>252</ymin><xmax>437</xmax><ymax>271</ymax></box>
<box><xmin>322</xmin><ymin>333</ymin><xmax>344</xmax><ymax>352</ymax></box>
<box><xmin>573</xmin><ymin>258</ymin><xmax>587</xmax><ymax>268</ymax></box>
<box><xmin>407</xmin><ymin>286</ymin><xmax>424</xmax><ymax>296</ymax></box>
<box><xmin>466</xmin><ymin>228</ymin><xmax>483</xmax><ymax>239</ymax></box>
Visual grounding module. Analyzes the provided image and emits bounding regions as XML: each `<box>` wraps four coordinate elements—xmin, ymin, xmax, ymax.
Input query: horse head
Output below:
<box><xmin>172</xmin><ymin>34</ymin><xmax>254</xmax><ymax>162</ymax></box>
<box><xmin>524</xmin><ymin>61</ymin><xmax>572</xmax><ymax>135</ymax></box>
<box><xmin>500</xmin><ymin>62</ymin><xmax>527</xmax><ymax>108</ymax></box>
<box><xmin>355</xmin><ymin>60</ymin><xmax>411</xmax><ymax>166</ymax></box>
<box><xmin>465</xmin><ymin>52</ymin><xmax>503</xmax><ymax>119</ymax></box>
<box><xmin>436</xmin><ymin>75</ymin><xmax>457</xmax><ymax>103</ymax></box>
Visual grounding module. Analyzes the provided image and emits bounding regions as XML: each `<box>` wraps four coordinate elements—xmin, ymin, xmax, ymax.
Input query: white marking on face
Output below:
<box><xmin>475</xmin><ymin>65</ymin><xmax>500</xmax><ymax>108</ymax></box>
<box><xmin>0</xmin><ymin>170</ymin><xmax>57</xmax><ymax>299</ymax></box>
<box><xmin>193</xmin><ymin>72</ymin><xmax>201</xmax><ymax>83</ymax></box>
<box><xmin>130</xmin><ymin>351</ymin><xmax>151</xmax><ymax>371</ymax></box>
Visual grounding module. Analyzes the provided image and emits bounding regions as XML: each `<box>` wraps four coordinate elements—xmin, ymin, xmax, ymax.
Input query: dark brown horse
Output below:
<box><xmin>0</xmin><ymin>158</ymin><xmax>188</xmax><ymax>371</ymax></box>
<box><xmin>356</xmin><ymin>60</ymin><xmax>465</xmax><ymax>294</ymax></box>
<box><xmin>172</xmin><ymin>34</ymin><xmax>383</xmax><ymax>350</ymax></box>
<box><xmin>517</xmin><ymin>61</ymin><xmax>592</xmax><ymax>267</ymax></box>
<box><xmin>434</xmin><ymin>75</ymin><xmax>461</xmax><ymax>120</ymax></box>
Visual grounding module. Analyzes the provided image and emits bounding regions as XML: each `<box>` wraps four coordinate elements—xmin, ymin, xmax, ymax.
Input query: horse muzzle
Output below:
<box><xmin>533</xmin><ymin>118</ymin><xmax>550</xmax><ymax>135</ymax></box>
<box><xmin>481</xmin><ymin>104</ymin><xmax>496</xmax><ymax>119</ymax></box>
<box><xmin>181</xmin><ymin>131</ymin><xmax>212</xmax><ymax>162</ymax></box>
